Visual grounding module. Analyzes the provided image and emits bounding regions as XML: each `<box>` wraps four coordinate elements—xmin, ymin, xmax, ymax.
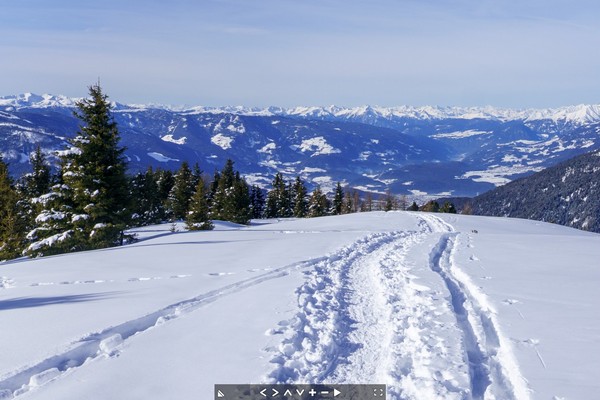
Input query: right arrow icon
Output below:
<box><xmin>333</xmin><ymin>388</ymin><xmax>341</xmax><ymax>397</ymax></box>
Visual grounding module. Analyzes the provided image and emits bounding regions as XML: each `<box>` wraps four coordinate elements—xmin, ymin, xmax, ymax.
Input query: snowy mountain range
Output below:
<box><xmin>2</xmin><ymin>93</ymin><xmax>600</xmax><ymax>196</ymax></box>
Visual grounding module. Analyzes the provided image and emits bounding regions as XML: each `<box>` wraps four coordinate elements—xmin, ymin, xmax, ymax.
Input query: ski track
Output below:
<box><xmin>268</xmin><ymin>214</ymin><xmax>530</xmax><ymax>400</ymax></box>
<box><xmin>0</xmin><ymin>252</ymin><xmax>337</xmax><ymax>399</ymax></box>
<box><xmin>420</xmin><ymin>214</ymin><xmax>530</xmax><ymax>400</ymax></box>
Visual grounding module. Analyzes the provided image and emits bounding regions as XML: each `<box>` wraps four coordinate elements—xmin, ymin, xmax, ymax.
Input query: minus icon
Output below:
<box><xmin>321</xmin><ymin>391</ymin><xmax>330</xmax><ymax>395</ymax></box>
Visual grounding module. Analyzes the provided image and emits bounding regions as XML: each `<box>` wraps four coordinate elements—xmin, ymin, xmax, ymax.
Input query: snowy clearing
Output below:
<box><xmin>0</xmin><ymin>213</ymin><xmax>598</xmax><ymax>400</ymax></box>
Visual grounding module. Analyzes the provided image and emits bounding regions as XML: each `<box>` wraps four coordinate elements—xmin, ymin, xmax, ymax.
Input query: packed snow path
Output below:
<box><xmin>267</xmin><ymin>214</ymin><xmax>529</xmax><ymax>400</ymax></box>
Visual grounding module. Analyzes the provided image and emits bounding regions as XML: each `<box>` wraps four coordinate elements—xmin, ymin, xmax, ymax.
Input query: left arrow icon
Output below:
<box><xmin>260</xmin><ymin>388</ymin><xmax>268</xmax><ymax>397</ymax></box>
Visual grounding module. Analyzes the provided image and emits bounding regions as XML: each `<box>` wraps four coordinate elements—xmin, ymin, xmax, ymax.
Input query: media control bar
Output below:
<box><xmin>214</xmin><ymin>384</ymin><xmax>386</xmax><ymax>399</ymax></box>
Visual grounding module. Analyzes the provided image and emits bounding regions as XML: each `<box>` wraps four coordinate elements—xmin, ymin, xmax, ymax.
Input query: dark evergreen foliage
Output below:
<box><xmin>308</xmin><ymin>186</ymin><xmax>330</xmax><ymax>217</ymax></box>
<box><xmin>265</xmin><ymin>173</ymin><xmax>291</xmax><ymax>218</ymax></box>
<box><xmin>407</xmin><ymin>201</ymin><xmax>419</xmax><ymax>211</ymax></box>
<box><xmin>209</xmin><ymin>160</ymin><xmax>252</xmax><ymax>224</ymax></box>
<box><xmin>25</xmin><ymin>84</ymin><xmax>131</xmax><ymax>255</ymax></box>
<box><xmin>471</xmin><ymin>149</ymin><xmax>600</xmax><ymax>232</ymax></box>
<box><xmin>291</xmin><ymin>177</ymin><xmax>308</xmax><ymax>218</ymax></box>
<box><xmin>249</xmin><ymin>185</ymin><xmax>266</xmax><ymax>219</ymax></box>
<box><xmin>420</xmin><ymin>200</ymin><xmax>440</xmax><ymax>212</ymax></box>
<box><xmin>186</xmin><ymin>175</ymin><xmax>213</xmax><ymax>230</ymax></box>
<box><xmin>440</xmin><ymin>202</ymin><xmax>457</xmax><ymax>213</ymax></box>
<box><xmin>0</xmin><ymin>157</ymin><xmax>26</xmax><ymax>260</ymax></box>
<box><xmin>332</xmin><ymin>182</ymin><xmax>344</xmax><ymax>215</ymax></box>
<box><xmin>129</xmin><ymin>167</ymin><xmax>164</xmax><ymax>225</ymax></box>
<box><xmin>168</xmin><ymin>161</ymin><xmax>195</xmax><ymax>220</ymax></box>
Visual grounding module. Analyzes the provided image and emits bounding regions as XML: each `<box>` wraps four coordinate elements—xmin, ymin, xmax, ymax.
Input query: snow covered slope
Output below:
<box><xmin>0</xmin><ymin>213</ymin><xmax>598</xmax><ymax>399</ymax></box>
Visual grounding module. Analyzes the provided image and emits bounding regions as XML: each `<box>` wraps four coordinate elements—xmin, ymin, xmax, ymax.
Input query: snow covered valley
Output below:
<box><xmin>0</xmin><ymin>212</ymin><xmax>598</xmax><ymax>399</ymax></box>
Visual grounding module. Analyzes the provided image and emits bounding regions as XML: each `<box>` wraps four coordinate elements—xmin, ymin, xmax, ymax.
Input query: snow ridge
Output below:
<box><xmin>3</xmin><ymin>93</ymin><xmax>600</xmax><ymax>125</ymax></box>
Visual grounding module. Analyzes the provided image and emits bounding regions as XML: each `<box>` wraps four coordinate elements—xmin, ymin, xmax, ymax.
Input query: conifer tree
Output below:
<box><xmin>292</xmin><ymin>177</ymin><xmax>308</xmax><ymax>218</ymax></box>
<box><xmin>168</xmin><ymin>161</ymin><xmax>195</xmax><ymax>220</ymax></box>
<box><xmin>186</xmin><ymin>176</ymin><xmax>213</xmax><ymax>230</ymax></box>
<box><xmin>24</xmin><ymin>169</ymin><xmax>78</xmax><ymax>256</ymax></box>
<box><xmin>155</xmin><ymin>168</ymin><xmax>175</xmax><ymax>220</ymax></box>
<box><xmin>332</xmin><ymin>182</ymin><xmax>344</xmax><ymax>215</ymax></box>
<box><xmin>227</xmin><ymin>174</ymin><xmax>252</xmax><ymax>224</ymax></box>
<box><xmin>308</xmin><ymin>186</ymin><xmax>329</xmax><ymax>217</ymax></box>
<box><xmin>265</xmin><ymin>173</ymin><xmax>290</xmax><ymax>218</ymax></box>
<box><xmin>66</xmin><ymin>83</ymin><xmax>131</xmax><ymax>249</ymax></box>
<box><xmin>440</xmin><ymin>201</ymin><xmax>457</xmax><ymax>214</ymax></box>
<box><xmin>27</xmin><ymin>84</ymin><xmax>130</xmax><ymax>254</ymax></box>
<box><xmin>420</xmin><ymin>200</ymin><xmax>440</xmax><ymax>212</ymax></box>
<box><xmin>24</xmin><ymin>146</ymin><xmax>51</xmax><ymax>199</ymax></box>
<box><xmin>130</xmin><ymin>167</ymin><xmax>162</xmax><ymax>225</ymax></box>
<box><xmin>250</xmin><ymin>185</ymin><xmax>265</xmax><ymax>219</ymax></box>
<box><xmin>343</xmin><ymin>191</ymin><xmax>354</xmax><ymax>214</ymax></box>
<box><xmin>407</xmin><ymin>201</ymin><xmax>419</xmax><ymax>211</ymax></box>
<box><xmin>209</xmin><ymin>160</ymin><xmax>251</xmax><ymax>224</ymax></box>
<box><xmin>0</xmin><ymin>158</ymin><xmax>26</xmax><ymax>260</ymax></box>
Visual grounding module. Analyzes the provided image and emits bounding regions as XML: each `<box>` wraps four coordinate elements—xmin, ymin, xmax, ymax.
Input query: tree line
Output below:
<box><xmin>0</xmin><ymin>84</ymin><xmax>455</xmax><ymax>261</ymax></box>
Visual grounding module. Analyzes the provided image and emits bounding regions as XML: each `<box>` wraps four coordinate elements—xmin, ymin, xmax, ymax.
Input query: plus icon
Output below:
<box><xmin>308</xmin><ymin>388</ymin><xmax>317</xmax><ymax>397</ymax></box>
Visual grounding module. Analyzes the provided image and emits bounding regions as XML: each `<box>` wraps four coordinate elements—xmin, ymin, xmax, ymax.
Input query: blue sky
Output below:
<box><xmin>1</xmin><ymin>0</ymin><xmax>599</xmax><ymax>108</ymax></box>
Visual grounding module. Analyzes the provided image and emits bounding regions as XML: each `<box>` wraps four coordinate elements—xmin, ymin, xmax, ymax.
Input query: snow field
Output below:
<box><xmin>0</xmin><ymin>213</ymin><xmax>598</xmax><ymax>399</ymax></box>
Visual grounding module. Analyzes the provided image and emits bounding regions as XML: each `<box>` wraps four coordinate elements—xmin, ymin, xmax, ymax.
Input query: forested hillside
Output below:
<box><xmin>471</xmin><ymin>150</ymin><xmax>600</xmax><ymax>232</ymax></box>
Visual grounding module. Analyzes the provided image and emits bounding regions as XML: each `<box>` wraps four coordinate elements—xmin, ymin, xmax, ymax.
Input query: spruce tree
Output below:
<box><xmin>332</xmin><ymin>182</ymin><xmax>344</xmax><ymax>215</ymax></box>
<box><xmin>24</xmin><ymin>169</ymin><xmax>78</xmax><ymax>257</ymax></box>
<box><xmin>186</xmin><ymin>176</ymin><xmax>213</xmax><ymax>230</ymax></box>
<box><xmin>407</xmin><ymin>201</ymin><xmax>419</xmax><ymax>211</ymax></box>
<box><xmin>168</xmin><ymin>161</ymin><xmax>195</xmax><ymax>220</ymax></box>
<box><xmin>24</xmin><ymin>145</ymin><xmax>51</xmax><ymax>199</ymax></box>
<box><xmin>440</xmin><ymin>201</ymin><xmax>457</xmax><ymax>214</ymax></box>
<box><xmin>130</xmin><ymin>167</ymin><xmax>162</xmax><ymax>225</ymax></box>
<box><xmin>292</xmin><ymin>177</ymin><xmax>308</xmax><ymax>218</ymax></box>
<box><xmin>250</xmin><ymin>185</ymin><xmax>265</xmax><ymax>219</ymax></box>
<box><xmin>65</xmin><ymin>83</ymin><xmax>131</xmax><ymax>249</ymax></box>
<box><xmin>265</xmin><ymin>173</ymin><xmax>290</xmax><ymax>218</ymax></box>
<box><xmin>420</xmin><ymin>200</ymin><xmax>440</xmax><ymax>212</ymax></box>
<box><xmin>0</xmin><ymin>158</ymin><xmax>26</xmax><ymax>260</ymax></box>
<box><xmin>227</xmin><ymin>174</ymin><xmax>252</xmax><ymax>225</ymax></box>
<box><xmin>308</xmin><ymin>186</ymin><xmax>329</xmax><ymax>217</ymax></box>
<box><xmin>155</xmin><ymin>168</ymin><xmax>175</xmax><ymax>220</ymax></box>
<box><xmin>27</xmin><ymin>84</ymin><xmax>130</xmax><ymax>254</ymax></box>
<box><xmin>209</xmin><ymin>160</ymin><xmax>251</xmax><ymax>224</ymax></box>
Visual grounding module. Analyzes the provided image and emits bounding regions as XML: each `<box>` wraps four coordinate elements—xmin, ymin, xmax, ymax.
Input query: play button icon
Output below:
<box><xmin>334</xmin><ymin>388</ymin><xmax>341</xmax><ymax>397</ymax></box>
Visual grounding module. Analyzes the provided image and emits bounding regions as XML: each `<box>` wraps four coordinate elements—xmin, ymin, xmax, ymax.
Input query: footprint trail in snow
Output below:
<box><xmin>267</xmin><ymin>214</ymin><xmax>530</xmax><ymax>400</ymax></box>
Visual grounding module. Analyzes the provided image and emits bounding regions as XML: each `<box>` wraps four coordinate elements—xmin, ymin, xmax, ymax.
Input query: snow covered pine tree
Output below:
<box><xmin>25</xmin><ymin>84</ymin><xmax>130</xmax><ymax>256</ymax></box>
